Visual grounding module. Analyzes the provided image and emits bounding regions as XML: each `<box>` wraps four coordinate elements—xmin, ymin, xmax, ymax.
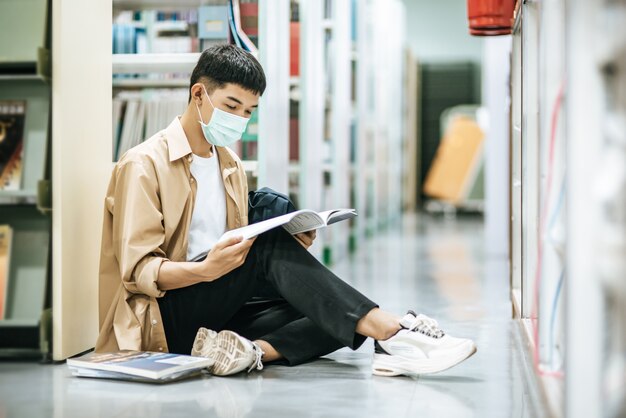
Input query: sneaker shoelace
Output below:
<box><xmin>403</xmin><ymin>312</ymin><xmax>445</xmax><ymax>339</ymax></box>
<box><xmin>248</xmin><ymin>342</ymin><xmax>264</xmax><ymax>373</ymax></box>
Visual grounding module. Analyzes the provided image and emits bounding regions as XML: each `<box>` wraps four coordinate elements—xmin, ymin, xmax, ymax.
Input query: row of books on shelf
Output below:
<box><xmin>0</xmin><ymin>101</ymin><xmax>25</xmax><ymax>192</ymax></box>
<box><xmin>113</xmin><ymin>90</ymin><xmax>356</xmax><ymax>165</ymax></box>
<box><xmin>113</xmin><ymin>88</ymin><xmax>263</xmax><ymax>161</ymax></box>
<box><xmin>113</xmin><ymin>89</ymin><xmax>188</xmax><ymax>160</ymax></box>
<box><xmin>114</xmin><ymin>98</ymin><xmax>321</xmax><ymax>164</ymax></box>
<box><xmin>113</xmin><ymin>23</ymin><xmax>197</xmax><ymax>55</ymax></box>
<box><xmin>113</xmin><ymin>10</ymin><xmax>199</xmax><ymax>55</ymax></box>
<box><xmin>0</xmin><ymin>220</ymin><xmax>49</xmax><ymax>327</ymax></box>
<box><xmin>113</xmin><ymin>3</ymin><xmax>259</xmax><ymax>55</ymax></box>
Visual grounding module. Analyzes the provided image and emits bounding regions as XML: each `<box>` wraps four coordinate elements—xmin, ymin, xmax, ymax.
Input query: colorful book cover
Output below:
<box><xmin>0</xmin><ymin>101</ymin><xmax>26</xmax><ymax>191</ymax></box>
<box><xmin>67</xmin><ymin>351</ymin><xmax>214</xmax><ymax>381</ymax></box>
<box><xmin>0</xmin><ymin>225</ymin><xmax>12</xmax><ymax>320</ymax></box>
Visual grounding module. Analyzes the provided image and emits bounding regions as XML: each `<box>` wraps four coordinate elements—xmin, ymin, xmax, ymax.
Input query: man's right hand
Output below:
<box><xmin>201</xmin><ymin>235</ymin><xmax>256</xmax><ymax>280</ymax></box>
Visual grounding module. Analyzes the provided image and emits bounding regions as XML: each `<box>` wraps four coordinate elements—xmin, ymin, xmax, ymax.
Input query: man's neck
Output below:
<box><xmin>180</xmin><ymin>108</ymin><xmax>214</xmax><ymax>158</ymax></box>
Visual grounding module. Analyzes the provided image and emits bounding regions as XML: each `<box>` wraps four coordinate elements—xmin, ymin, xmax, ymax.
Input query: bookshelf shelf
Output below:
<box><xmin>0</xmin><ymin>45</ymin><xmax>52</xmax><ymax>81</ymax></box>
<box><xmin>112</xmin><ymin>78</ymin><xmax>189</xmax><ymax>88</ymax></box>
<box><xmin>0</xmin><ymin>191</ymin><xmax>38</xmax><ymax>205</ymax></box>
<box><xmin>285</xmin><ymin>163</ymin><xmax>333</xmax><ymax>174</ymax></box>
<box><xmin>152</xmin><ymin>20</ymin><xmax>189</xmax><ymax>32</ymax></box>
<box><xmin>0</xmin><ymin>74</ymin><xmax>50</xmax><ymax>83</ymax></box>
<box><xmin>113</xmin><ymin>0</ymin><xmax>204</xmax><ymax>11</ymax></box>
<box><xmin>0</xmin><ymin>318</ymin><xmax>39</xmax><ymax>327</ymax></box>
<box><xmin>112</xmin><ymin>53</ymin><xmax>200</xmax><ymax>74</ymax></box>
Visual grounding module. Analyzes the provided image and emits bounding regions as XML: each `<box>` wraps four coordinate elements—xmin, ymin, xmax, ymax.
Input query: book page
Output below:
<box><xmin>217</xmin><ymin>208</ymin><xmax>354</xmax><ymax>244</ymax></box>
<box><xmin>318</xmin><ymin>209</ymin><xmax>357</xmax><ymax>226</ymax></box>
<box><xmin>282</xmin><ymin>212</ymin><xmax>324</xmax><ymax>235</ymax></box>
<box><xmin>219</xmin><ymin>210</ymin><xmax>316</xmax><ymax>242</ymax></box>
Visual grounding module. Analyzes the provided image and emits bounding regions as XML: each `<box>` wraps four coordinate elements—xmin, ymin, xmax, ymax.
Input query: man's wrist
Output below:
<box><xmin>196</xmin><ymin>258</ymin><xmax>218</xmax><ymax>282</ymax></box>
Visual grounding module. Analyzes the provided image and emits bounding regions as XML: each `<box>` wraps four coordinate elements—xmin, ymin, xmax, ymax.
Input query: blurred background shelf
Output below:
<box><xmin>0</xmin><ymin>191</ymin><xmax>38</xmax><ymax>205</ymax></box>
<box><xmin>112</xmin><ymin>53</ymin><xmax>200</xmax><ymax>74</ymax></box>
<box><xmin>0</xmin><ymin>73</ymin><xmax>50</xmax><ymax>83</ymax></box>
<box><xmin>113</xmin><ymin>0</ymin><xmax>204</xmax><ymax>11</ymax></box>
<box><xmin>112</xmin><ymin>78</ymin><xmax>189</xmax><ymax>88</ymax></box>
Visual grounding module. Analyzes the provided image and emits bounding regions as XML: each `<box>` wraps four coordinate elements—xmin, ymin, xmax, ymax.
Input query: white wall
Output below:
<box><xmin>402</xmin><ymin>0</ymin><xmax>482</xmax><ymax>63</ymax></box>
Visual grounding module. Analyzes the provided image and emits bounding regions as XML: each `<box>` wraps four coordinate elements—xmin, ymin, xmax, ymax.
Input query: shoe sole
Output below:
<box><xmin>372</xmin><ymin>343</ymin><xmax>477</xmax><ymax>377</ymax></box>
<box><xmin>205</xmin><ymin>330</ymin><xmax>251</xmax><ymax>376</ymax></box>
<box><xmin>191</xmin><ymin>327</ymin><xmax>215</xmax><ymax>357</ymax></box>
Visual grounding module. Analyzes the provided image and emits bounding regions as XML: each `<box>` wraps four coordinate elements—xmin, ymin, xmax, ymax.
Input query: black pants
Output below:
<box><xmin>157</xmin><ymin>227</ymin><xmax>378</xmax><ymax>366</ymax></box>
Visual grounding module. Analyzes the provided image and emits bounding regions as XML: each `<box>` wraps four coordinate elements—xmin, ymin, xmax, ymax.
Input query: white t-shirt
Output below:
<box><xmin>186</xmin><ymin>148</ymin><xmax>227</xmax><ymax>261</ymax></box>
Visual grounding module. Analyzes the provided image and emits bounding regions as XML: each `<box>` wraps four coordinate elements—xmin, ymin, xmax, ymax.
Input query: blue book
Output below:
<box><xmin>67</xmin><ymin>351</ymin><xmax>214</xmax><ymax>382</ymax></box>
<box><xmin>198</xmin><ymin>5</ymin><xmax>229</xmax><ymax>40</ymax></box>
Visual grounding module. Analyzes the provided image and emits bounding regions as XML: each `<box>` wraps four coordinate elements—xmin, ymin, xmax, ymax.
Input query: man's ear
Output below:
<box><xmin>190</xmin><ymin>83</ymin><xmax>204</xmax><ymax>104</ymax></box>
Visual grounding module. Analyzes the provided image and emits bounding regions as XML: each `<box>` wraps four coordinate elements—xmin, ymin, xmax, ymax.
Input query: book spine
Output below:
<box><xmin>0</xmin><ymin>225</ymin><xmax>13</xmax><ymax>320</ymax></box>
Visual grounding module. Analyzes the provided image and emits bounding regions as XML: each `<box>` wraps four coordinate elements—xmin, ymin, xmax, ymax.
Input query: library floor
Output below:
<box><xmin>0</xmin><ymin>214</ymin><xmax>545</xmax><ymax>418</ymax></box>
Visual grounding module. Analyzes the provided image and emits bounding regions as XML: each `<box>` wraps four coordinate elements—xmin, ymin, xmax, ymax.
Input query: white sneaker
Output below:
<box><xmin>372</xmin><ymin>311</ymin><xmax>477</xmax><ymax>376</ymax></box>
<box><xmin>191</xmin><ymin>328</ymin><xmax>264</xmax><ymax>376</ymax></box>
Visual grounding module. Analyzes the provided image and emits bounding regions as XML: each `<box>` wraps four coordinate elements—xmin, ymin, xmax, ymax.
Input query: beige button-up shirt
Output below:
<box><xmin>95</xmin><ymin>117</ymin><xmax>248</xmax><ymax>353</ymax></box>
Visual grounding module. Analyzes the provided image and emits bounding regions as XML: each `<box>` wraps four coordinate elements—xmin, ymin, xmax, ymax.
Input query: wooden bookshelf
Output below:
<box><xmin>0</xmin><ymin>0</ymin><xmax>52</xmax><ymax>358</ymax></box>
<box><xmin>50</xmin><ymin>0</ymin><xmax>111</xmax><ymax>361</ymax></box>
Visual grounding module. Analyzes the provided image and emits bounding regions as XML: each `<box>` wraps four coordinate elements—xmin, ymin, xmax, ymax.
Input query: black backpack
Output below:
<box><xmin>248</xmin><ymin>187</ymin><xmax>297</xmax><ymax>224</ymax></box>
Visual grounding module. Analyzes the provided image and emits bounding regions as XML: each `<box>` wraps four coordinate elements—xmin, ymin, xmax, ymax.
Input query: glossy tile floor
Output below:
<box><xmin>0</xmin><ymin>214</ymin><xmax>545</xmax><ymax>418</ymax></box>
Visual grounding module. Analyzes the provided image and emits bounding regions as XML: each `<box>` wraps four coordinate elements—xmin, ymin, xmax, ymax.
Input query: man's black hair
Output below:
<box><xmin>189</xmin><ymin>44</ymin><xmax>266</xmax><ymax>102</ymax></box>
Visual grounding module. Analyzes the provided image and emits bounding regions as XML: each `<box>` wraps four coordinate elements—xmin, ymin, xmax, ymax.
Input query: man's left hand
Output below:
<box><xmin>294</xmin><ymin>230</ymin><xmax>317</xmax><ymax>250</ymax></box>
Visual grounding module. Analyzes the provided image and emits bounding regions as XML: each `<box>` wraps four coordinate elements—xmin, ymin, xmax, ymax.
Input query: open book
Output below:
<box><xmin>189</xmin><ymin>208</ymin><xmax>357</xmax><ymax>262</ymax></box>
<box><xmin>222</xmin><ymin>208</ymin><xmax>357</xmax><ymax>242</ymax></box>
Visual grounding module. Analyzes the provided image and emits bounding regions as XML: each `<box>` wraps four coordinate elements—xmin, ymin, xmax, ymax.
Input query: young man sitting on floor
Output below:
<box><xmin>96</xmin><ymin>44</ymin><xmax>477</xmax><ymax>377</ymax></box>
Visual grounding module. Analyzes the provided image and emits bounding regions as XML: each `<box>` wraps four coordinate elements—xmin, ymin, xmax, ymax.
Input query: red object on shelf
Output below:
<box><xmin>240</xmin><ymin>3</ymin><xmax>258</xmax><ymax>36</ymax></box>
<box><xmin>290</xmin><ymin>22</ymin><xmax>300</xmax><ymax>76</ymax></box>
<box><xmin>467</xmin><ymin>0</ymin><xmax>515</xmax><ymax>36</ymax></box>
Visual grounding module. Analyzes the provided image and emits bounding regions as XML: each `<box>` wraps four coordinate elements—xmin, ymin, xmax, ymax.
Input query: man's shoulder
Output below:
<box><xmin>117</xmin><ymin>131</ymin><xmax>169</xmax><ymax>169</ymax></box>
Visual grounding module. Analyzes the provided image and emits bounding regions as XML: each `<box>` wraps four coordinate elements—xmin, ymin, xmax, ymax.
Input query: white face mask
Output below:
<box><xmin>196</xmin><ymin>86</ymin><xmax>250</xmax><ymax>147</ymax></box>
